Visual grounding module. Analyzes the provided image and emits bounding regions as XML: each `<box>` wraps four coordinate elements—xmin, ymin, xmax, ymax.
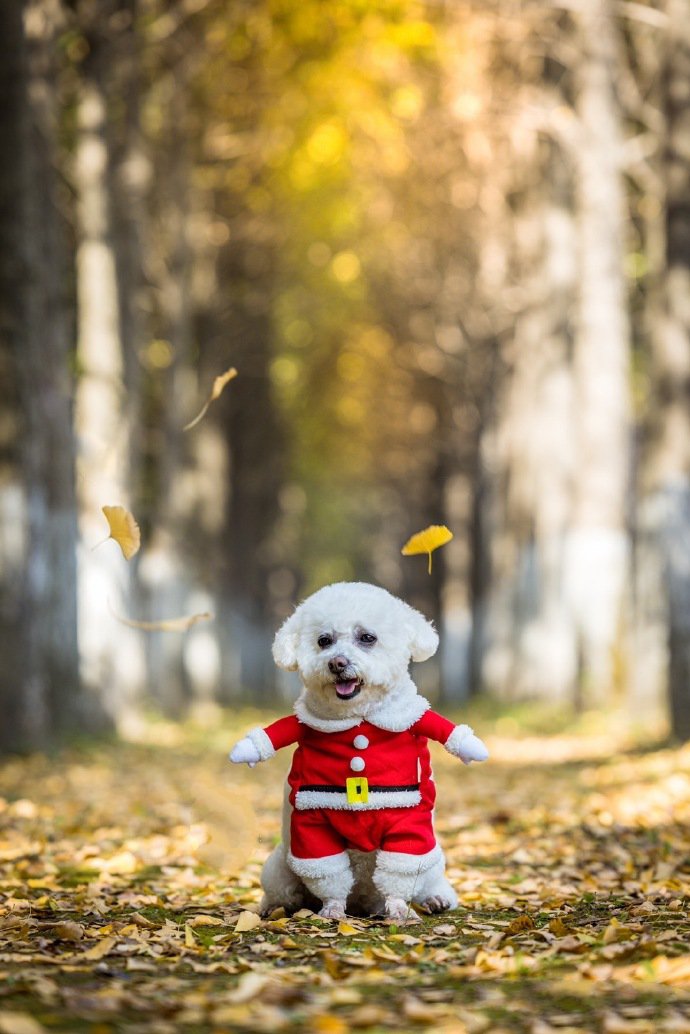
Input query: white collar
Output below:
<box><xmin>293</xmin><ymin>677</ymin><xmax>430</xmax><ymax>734</ymax></box>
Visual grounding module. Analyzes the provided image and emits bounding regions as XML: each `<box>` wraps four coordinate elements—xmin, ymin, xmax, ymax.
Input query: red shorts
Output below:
<box><xmin>290</xmin><ymin>805</ymin><xmax>437</xmax><ymax>860</ymax></box>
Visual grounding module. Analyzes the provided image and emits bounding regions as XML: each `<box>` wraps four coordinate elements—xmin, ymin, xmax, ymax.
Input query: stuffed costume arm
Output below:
<box><xmin>229</xmin><ymin>715</ymin><xmax>300</xmax><ymax>767</ymax></box>
<box><xmin>413</xmin><ymin>710</ymin><xmax>489</xmax><ymax>765</ymax></box>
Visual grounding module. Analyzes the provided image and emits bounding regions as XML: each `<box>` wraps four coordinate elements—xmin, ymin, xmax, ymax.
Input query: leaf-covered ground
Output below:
<box><xmin>1</xmin><ymin>707</ymin><xmax>689</xmax><ymax>1033</ymax></box>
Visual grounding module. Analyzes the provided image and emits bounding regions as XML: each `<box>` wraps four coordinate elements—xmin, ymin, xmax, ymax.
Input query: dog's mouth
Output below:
<box><xmin>334</xmin><ymin>677</ymin><xmax>363</xmax><ymax>700</ymax></box>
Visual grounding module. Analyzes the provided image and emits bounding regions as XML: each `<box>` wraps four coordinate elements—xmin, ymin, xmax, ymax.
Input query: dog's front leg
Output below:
<box><xmin>287</xmin><ymin>851</ymin><xmax>354</xmax><ymax>919</ymax></box>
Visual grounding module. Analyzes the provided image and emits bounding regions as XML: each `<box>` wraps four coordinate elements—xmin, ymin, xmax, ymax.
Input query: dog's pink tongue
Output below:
<box><xmin>335</xmin><ymin>680</ymin><xmax>358</xmax><ymax>698</ymax></box>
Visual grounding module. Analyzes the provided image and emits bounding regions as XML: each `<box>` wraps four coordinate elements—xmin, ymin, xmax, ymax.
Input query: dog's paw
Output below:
<box><xmin>418</xmin><ymin>895</ymin><xmax>454</xmax><ymax>914</ymax></box>
<box><xmin>384</xmin><ymin>897</ymin><xmax>421</xmax><ymax>924</ymax></box>
<box><xmin>318</xmin><ymin>900</ymin><xmax>347</xmax><ymax>920</ymax></box>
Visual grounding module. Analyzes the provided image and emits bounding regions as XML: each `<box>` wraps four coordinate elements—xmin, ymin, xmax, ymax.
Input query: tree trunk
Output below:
<box><xmin>216</xmin><ymin>242</ymin><xmax>287</xmax><ymax>701</ymax></box>
<box><xmin>0</xmin><ymin>0</ymin><xmax>81</xmax><ymax>750</ymax></box>
<box><xmin>482</xmin><ymin>136</ymin><xmax>578</xmax><ymax>702</ymax></box>
<box><xmin>568</xmin><ymin>0</ymin><xmax>632</xmax><ymax>706</ymax></box>
<box><xmin>73</xmin><ymin>17</ymin><xmax>144</xmax><ymax>727</ymax></box>
<box><xmin>646</xmin><ymin>0</ymin><xmax>690</xmax><ymax>739</ymax></box>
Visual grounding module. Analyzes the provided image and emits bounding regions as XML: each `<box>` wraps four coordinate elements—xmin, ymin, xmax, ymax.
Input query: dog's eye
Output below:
<box><xmin>359</xmin><ymin>632</ymin><xmax>377</xmax><ymax>645</ymax></box>
<box><xmin>317</xmin><ymin>634</ymin><xmax>333</xmax><ymax>649</ymax></box>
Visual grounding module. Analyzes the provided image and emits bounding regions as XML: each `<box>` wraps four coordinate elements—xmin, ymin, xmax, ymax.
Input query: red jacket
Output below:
<box><xmin>263</xmin><ymin>710</ymin><xmax>456</xmax><ymax>812</ymax></box>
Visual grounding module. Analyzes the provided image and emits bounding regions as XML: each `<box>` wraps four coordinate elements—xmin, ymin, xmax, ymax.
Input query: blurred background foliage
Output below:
<box><xmin>1</xmin><ymin>0</ymin><xmax>690</xmax><ymax>750</ymax></box>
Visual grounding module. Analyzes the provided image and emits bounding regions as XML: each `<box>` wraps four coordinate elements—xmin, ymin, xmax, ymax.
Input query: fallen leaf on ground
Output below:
<box><xmin>505</xmin><ymin>913</ymin><xmax>536</xmax><ymax>936</ymax></box>
<box><xmin>81</xmin><ymin>936</ymin><xmax>118</xmax><ymax>961</ymax></box>
<box><xmin>0</xmin><ymin>1014</ymin><xmax>46</xmax><ymax>1034</ymax></box>
<box><xmin>234</xmin><ymin>911</ymin><xmax>262</xmax><ymax>933</ymax></box>
<box><xmin>186</xmin><ymin>914</ymin><xmax>225</xmax><ymax>928</ymax></box>
<box><xmin>47</xmin><ymin>920</ymin><xmax>84</xmax><ymax>941</ymax></box>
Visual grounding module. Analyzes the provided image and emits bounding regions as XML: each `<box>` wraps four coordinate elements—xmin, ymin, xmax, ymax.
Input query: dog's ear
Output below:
<box><xmin>272</xmin><ymin>612</ymin><xmax>300</xmax><ymax>670</ymax></box>
<box><xmin>404</xmin><ymin>605</ymin><xmax>439</xmax><ymax>662</ymax></box>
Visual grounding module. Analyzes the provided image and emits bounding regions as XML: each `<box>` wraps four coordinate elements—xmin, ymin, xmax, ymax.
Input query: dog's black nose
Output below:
<box><xmin>328</xmin><ymin>655</ymin><xmax>350</xmax><ymax>675</ymax></box>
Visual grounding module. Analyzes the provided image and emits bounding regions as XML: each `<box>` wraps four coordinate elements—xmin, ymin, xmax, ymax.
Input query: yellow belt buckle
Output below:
<box><xmin>346</xmin><ymin>776</ymin><xmax>369</xmax><ymax>804</ymax></box>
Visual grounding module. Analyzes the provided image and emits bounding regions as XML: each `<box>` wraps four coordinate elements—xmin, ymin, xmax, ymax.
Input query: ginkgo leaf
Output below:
<box><xmin>401</xmin><ymin>524</ymin><xmax>453</xmax><ymax>574</ymax></box>
<box><xmin>234</xmin><ymin>911</ymin><xmax>262</xmax><ymax>933</ymax></box>
<box><xmin>183</xmin><ymin>366</ymin><xmax>238</xmax><ymax>431</ymax></box>
<box><xmin>99</xmin><ymin>505</ymin><xmax>141</xmax><ymax>560</ymax></box>
<box><xmin>108</xmin><ymin>601</ymin><xmax>213</xmax><ymax>633</ymax></box>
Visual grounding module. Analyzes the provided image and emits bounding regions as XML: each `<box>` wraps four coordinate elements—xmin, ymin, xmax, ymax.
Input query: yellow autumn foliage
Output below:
<box><xmin>401</xmin><ymin>524</ymin><xmax>453</xmax><ymax>573</ymax></box>
<box><xmin>101</xmin><ymin>505</ymin><xmax>141</xmax><ymax>560</ymax></box>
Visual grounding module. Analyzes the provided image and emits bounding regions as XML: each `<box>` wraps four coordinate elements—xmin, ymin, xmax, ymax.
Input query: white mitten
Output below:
<box><xmin>445</xmin><ymin>724</ymin><xmax>489</xmax><ymax>765</ymax></box>
<box><xmin>229</xmin><ymin>737</ymin><xmax>261</xmax><ymax>767</ymax></box>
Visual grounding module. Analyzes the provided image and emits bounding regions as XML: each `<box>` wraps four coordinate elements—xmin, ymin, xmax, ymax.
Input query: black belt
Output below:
<box><xmin>299</xmin><ymin>784</ymin><xmax>420</xmax><ymax>793</ymax></box>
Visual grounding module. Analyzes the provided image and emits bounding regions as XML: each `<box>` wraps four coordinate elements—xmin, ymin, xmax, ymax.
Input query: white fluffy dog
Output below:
<box><xmin>230</xmin><ymin>582</ymin><xmax>488</xmax><ymax>922</ymax></box>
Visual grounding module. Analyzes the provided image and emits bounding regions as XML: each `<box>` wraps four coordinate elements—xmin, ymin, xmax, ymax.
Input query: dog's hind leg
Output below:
<box><xmin>372</xmin><ymin>846</ymin><xmax>449</xmax><ymax>922</ymax></box>
<box><xmin>259</xmin><ymin>843</ymin><xmax>313</xmax><ymax>916</ymax></box>
<box><xmin>413</xmin><ymin>856</ymin><xmax>458</xmax><ymax>913</ymax></box>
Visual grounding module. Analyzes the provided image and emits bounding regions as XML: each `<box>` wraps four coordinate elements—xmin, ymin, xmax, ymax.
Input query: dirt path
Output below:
<box><xmin>0</xmin><ymin>712</ymin><xmax>689</xmax><ymax>1033</ymax></box>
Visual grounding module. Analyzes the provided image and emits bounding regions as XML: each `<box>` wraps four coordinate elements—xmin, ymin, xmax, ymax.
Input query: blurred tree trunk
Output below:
<box><xmin>647</xmin><ymin>0</ymin><xmax>690</xmax><ymax>739</ymax></box>
<box><xmin>73</xmin><ymin>4</ymin><xmax>144</xmax><ymax>726</ymax></box>
<box><xmin>568</xmin><ymin>0</ymin><xmax>632</xmax><ymax>706</ymax></box>
<box><xmin>475</xmin><ymin>123</ymin><xmax>579</xmax><ymax>703</ymax></box>
<box><xmin>489</xmin><ymin>146</ymin><xmax>578</xmax><ymax>701</ymax></box>
<box><xmin>109</xmin><ymin>0</ymin><xmax>148</xmax><ymax>492</ymax></box>
<box><xmin>0</xmin><ymin>0</ymin><xmax>81</xmax><ymax>750</ymax></box>
<box><xmin>218</xmin><ymin>248</ymin><xmax>289</xmax><ymax>703</ymax></box>
<box><xmin>140</xmin><ymin>72</ymin><xmax>198</xmax><ymax>717</ymax></box>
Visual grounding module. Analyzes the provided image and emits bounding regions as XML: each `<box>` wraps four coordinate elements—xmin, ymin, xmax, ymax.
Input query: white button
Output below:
<box><xmin>350</xmin><ymin>757</ymin><xmax>366</xmax><ymax>772</ymax></box>
<box><xmin>353</xmin><ymin>735</ymin><xmax>369</xmax><ymax>750</ymax></box>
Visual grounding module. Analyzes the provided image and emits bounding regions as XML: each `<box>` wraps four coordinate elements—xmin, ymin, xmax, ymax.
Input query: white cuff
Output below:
<box><xmin>376</xmin><ymin>845</ymin><xmax>443</xmax><ymax>875</ymax></box>
<box><xmin>287</xmin><ymin>851</ymin><xmax>351</xmax><ymax>880</ymax></box>
<box><xmin>246</xmin><ymin>727</ymin><xmax>276</xmax><ymax>761</ymax></box>
<box><xmin>444</xmin><ymin>724</ymin><xmax>474</xmax><ymax>756</ymax></box>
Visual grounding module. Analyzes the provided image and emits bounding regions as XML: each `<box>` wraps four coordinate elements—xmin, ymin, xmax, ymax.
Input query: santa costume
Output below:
<box><xmin>243</xmin><ymin>691</ymin><xmax>479</xmax><ymax>897</ymax></box>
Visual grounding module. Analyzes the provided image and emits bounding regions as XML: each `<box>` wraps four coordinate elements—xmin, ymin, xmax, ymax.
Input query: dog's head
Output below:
<box><xmin>272</xmin><ymin>582</ymin><xmax>438</xmax><ymax>719</ymax></box>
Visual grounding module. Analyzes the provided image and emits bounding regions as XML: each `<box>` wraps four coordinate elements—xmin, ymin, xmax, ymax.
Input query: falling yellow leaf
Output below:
<box><xmin>401</xmin><ymin>524</ymin><xmax>453</xmax><ymax>574</ymax></box>
<box><xmin>108</xmin><ymin>602</ymin><xmax>213</xmax><ymax>634</ymax></box>
<box><xmin>100</xmin><ymin>505</ymin><xmax>141</xmax><ymax>560</ymax></box>
<box><xmin>183</xmin><ymin>366</ymin><xmax>238</xmax><ymax>431</ymax></box>
<box><xmin>234</xmin><ymin>910</ymin><xmax>261</xmax><ymax>933</ymax></box>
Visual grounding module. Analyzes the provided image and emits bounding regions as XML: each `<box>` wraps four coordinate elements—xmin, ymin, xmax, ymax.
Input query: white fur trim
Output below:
<box><xmin>444</xmin><ymin>724</ymin><xmax>474</xmax><ymax>756</ymax></box>
<box><xmin>376</xmin><ymin>845</ymin><xmax>443</xmax><ymax>875</ymax></box>
<box><xmin>246</xmin><ymin>727</ymin><xmax>276</xmax><ymax>761</ymax></box>
<box><xmin>293</xmin><ymin>683</ymin><xmax>430</xmax><ymax>734</ymax></box>
<box><xmin>365</xmin><ymin>686</ymin><xmax>430</xmax><ymax>731</ymax></box>
<box><xmin>293</xmin><ymin>696</ymin><xmax>359</xmax><ymax>732</ymax></box>
<box><xmin>295</xmin><ymin>789</ymin><xmax>422</xmax><ymax>810</ymax></box>
<box><xmin>287</xmin><ymin>851</ymin><xmax>350</xmax><ymax>879</ymax></box>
